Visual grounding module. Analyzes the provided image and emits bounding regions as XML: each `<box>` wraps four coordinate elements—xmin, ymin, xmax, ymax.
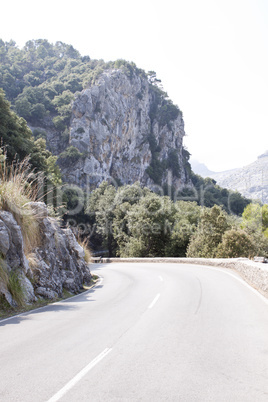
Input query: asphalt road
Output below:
<box><xmin>1</xmin><ymin>263</ymin><xmax>268</xmax><ymax>402</ymax></box>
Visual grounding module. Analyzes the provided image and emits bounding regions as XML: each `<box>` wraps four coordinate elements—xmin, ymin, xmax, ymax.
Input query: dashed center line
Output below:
<box><xmin>148</xmin><ymin>293</ymin><xmax>160</xmax><ymax>309</ymax></box>
<box><xmin>159</xmin><ymin>275</ymin><xmax>164</xmax><ymax>282</ymax></box>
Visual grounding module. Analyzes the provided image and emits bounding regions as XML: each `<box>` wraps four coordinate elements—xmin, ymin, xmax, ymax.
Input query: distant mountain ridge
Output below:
<box><xmin>191</xmin><ymin>152</ymin><xmax>268</xmax><ymax>204</ymax></box>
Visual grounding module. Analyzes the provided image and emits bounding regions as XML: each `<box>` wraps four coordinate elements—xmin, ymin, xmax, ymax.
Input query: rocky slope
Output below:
<box><xmin>59</xmin><ymin>68</ymin><xmax>191</xmax><ymax>190</ymax></box>
<box><xmin>0</xmin><ymin>202</ymin><xmax>91</xmax><ymax>307</ymax></box>
<box><xmin>191</xmin><ymin>152</ymin><xmax>268</xmax><ymax>204</ymax></box>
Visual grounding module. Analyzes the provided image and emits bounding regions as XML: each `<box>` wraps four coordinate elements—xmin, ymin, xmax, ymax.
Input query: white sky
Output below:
<box><xmin>1</xmin><ymin>0</ymin><xmax>268</xmax><ymax>171</ymax></box>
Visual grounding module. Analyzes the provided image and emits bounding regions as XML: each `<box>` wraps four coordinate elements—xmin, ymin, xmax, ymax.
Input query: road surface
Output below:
<box><xmin>1</xmin><ymin>263</ymin><xmax>268</xmax><ymax>401</ymax></box>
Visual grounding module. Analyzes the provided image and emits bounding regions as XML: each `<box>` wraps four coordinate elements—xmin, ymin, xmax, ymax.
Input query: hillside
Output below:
<box><xmin>0</xmin><ymin>39</ymin><xmax>191</xmax><ymax>190</ymax></box>
<box><xmin>191</xmin><ymin>152</ymin><xmax>268</xmax><ymax>204</ymax></box>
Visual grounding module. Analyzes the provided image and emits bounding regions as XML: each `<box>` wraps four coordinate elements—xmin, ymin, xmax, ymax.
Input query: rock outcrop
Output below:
<box><xmin>59</xmin><ymin>68</ymin><xmax>191</xmax><ymax>190</ymax></box>
<box><xmin>0</xmin><ymin>202</ymin><xmax>91</xmax><ymax>307</ymax></box>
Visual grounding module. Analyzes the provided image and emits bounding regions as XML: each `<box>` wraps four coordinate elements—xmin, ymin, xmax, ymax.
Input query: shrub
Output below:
<box><xmin>216</xmin><ymin>228</ymin><xmax>256</xmax><ymax>258</ymax></box>
<box><xmin>59</xmin><ymin>146</ymin><xmax>83</xmax><ymax>164</ymax></box>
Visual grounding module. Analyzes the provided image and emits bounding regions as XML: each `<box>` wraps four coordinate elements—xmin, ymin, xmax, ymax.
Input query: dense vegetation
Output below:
<box><xmin>0</xmin><ymin>39</ymin><xmax>147</xmax><ymax>144</ymax></box>
<box><xmin>0</xmin><ymin>89</ymin><xmax>61</xmax><ymax>186</ymax></box>
<box><xmin>85</xmin><ymin>181</ymin><xmax>268</xmax><ymax>258</ymax></box>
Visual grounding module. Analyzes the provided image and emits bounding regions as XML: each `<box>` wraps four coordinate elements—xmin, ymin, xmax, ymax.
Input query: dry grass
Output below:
<box><xmin>78</xmin><ymin>237</ymin><xmax>92</xmax><ymax>263</ymax></box>
<box><xmin>0</xmin><ymin>151</ymin><xmax>41</xmax><ymax>254</ymax></box>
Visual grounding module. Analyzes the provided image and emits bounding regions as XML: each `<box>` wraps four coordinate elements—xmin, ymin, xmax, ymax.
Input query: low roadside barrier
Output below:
<box><xmin>98</xmin><ymin>257</ymin><xmax>268</xmax><ymax>299</ymax></box>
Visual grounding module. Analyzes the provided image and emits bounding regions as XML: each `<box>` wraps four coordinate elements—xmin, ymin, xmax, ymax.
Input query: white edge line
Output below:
<box><xmin>199</xmin><ymin>265</ymin><xmax>268</xmax><ymax>305</ymax></box>
<box><xmin>47</xmin><ymin>348</ymin><xmax>112</xmax><ymax>402</ymax></box>
<box><xmin>0</xmin><ymin>277</ymin><xmax>104</xmax><ymax>324</ymax></box>
<box><xmin>148</xmin><ymin>293</ymin><xmax>160</xmax><ymax>309</ymax></box>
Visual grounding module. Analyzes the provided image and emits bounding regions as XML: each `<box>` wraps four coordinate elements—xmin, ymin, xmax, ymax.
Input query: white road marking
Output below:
<box><xmin>200</xmin><ymin>265</ymin><xmax>268</xmax><ymax>305</ymax></box>
<box><xmin>159</xmin><ymin>275</ymin><xmax>164</xmax><ymax>282</ymax></box>
<box><xmin>148</xmin><ymin>293</ymin><xmax>160</xmax><ymax>309</ymax></box>
<box><xmin>47</xmin><ymin>348</ymin><xmax>112</xmax><ymax>402</ymax></box>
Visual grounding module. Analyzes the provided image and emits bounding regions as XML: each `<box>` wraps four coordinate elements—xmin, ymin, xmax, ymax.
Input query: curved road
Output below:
<box><xmin>1</xmin><ymin>263</ymin><xmax>268</xmax><ymax>401</ymax></box>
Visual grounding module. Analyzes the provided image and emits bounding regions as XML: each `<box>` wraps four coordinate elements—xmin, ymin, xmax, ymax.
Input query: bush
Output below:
<box><xmin>216</xmin><ymin>228</ymin><xmax>256</xmax><ymax>258</ymax></box>
<box><xmin>59</xmin><ymin>146</ymin><xmax>83</xmax><ymax>164</ymax></box>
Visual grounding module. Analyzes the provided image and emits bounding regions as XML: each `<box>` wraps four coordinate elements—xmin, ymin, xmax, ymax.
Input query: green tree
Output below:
<box><xmin>0</xmin><ymin>89</ymin><xmax>33</xmax><ymax>161</ymax></box>
<box><xmin>242</xmin><ymin>203</ymin><xmax>268</xmax><ymax>236</ymax></box>
<box><xmin>119</xmin><ymin>193</ymin><xmax>175</xmax><ymax>257</ymax></box>
<box><xmin>87</xmin><ymin>182</ymin><xmax>117</xmax><ymax>255</ymax></box>
<box><xmin>166</xmin><ymin>201</ymin><xmax>201</xmax><ymax>257</ymax></box>
<box><xmin>216</xmin><ymin>228</ymin><xmax>256</xmax><ymax>258</ymax></box>
<box><xmin>187</xmin><ymin>205</ymin><xmax>231</xmax><ymax>258</ymax></box>
<box><xmin>30</xmin><ymin>138</ymin><xmax>61</xmax><ymax>186</ymax></box>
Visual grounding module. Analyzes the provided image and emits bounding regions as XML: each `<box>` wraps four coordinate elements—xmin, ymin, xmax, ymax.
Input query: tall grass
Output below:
<box><xmin>0</xmin><ymin>257</ymin><xmax>9</xmax><ymax>290</ymax></box>
<box><xmin>0</xmin><ymin>150</ymin><xmax>41</xmax><ymax>254</ymax></box>
<box><xmin>7</xmin><ymin>271</ymin><xmax>25</xmax><ymax>307</ymax></box>
<box><xmin>78</xmin><ymin>237</ymin><xmax>92</xmax><ymax>264</ymax></box>
<box><xmin>0</xmin><ymin>258</ymin><xmax>25</xmax><ymax>307</ymax></box>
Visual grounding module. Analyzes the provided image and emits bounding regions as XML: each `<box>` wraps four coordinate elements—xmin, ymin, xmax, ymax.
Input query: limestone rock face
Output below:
<box><xmin>0</xmin><ymin>211</ymin><xmax>30</xmax><ymax>273</ymax></box>
<box><xmin>0</xmin><ymin>203</ymin><xmax>91</xmax><ymax>307</ymax></box>
<box><xmin>0</xmin><ymin>211</ymin><xmax>35</xmax><ymax>306</ymax></box>
<box><xmin>32</xmin><ymin>208</ymin><xmax>91</xmax><ymax>296</ymax></box>
<box><xmin>60</xmin><ymin>69</ymin><xmax>191</xmax><ymax>190</ymax></box>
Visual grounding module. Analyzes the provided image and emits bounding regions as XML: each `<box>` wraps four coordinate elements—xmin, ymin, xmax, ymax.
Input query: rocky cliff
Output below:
<box><xmin>59</xmin><ymin>68</ymin><xmax>191</xmax><ymax>190</ymax></box>
<box><xmin>0</xmin><ymin>202</ymin><xmax>91</xmax><ymax>307</ymax></box>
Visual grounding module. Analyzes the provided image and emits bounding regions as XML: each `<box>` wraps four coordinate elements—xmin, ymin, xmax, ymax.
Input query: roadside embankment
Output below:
<box><xmin>101</xmin><ymin>257</ymin><xmax>268</xmax><ymax>299</ymax></box>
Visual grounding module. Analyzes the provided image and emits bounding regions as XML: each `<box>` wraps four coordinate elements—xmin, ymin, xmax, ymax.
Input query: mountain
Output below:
<box><xmin>59</xmin><ymin>68</ymin><xmax>191</xmax><ymax>189</ymax></box>
<box><xmin>0</xmin><ymin>39</ymin><xmax>191</xmax><ymax>191</ymax></box>
<box><xmin>191</xmin><ymin>152</ymin><xmax>268</xmax><ymax>204</ymax></box>
<box><xmin>190</xmin><ymin>159</ymin><xmax>216</xmax><ymax>177</ymax></box>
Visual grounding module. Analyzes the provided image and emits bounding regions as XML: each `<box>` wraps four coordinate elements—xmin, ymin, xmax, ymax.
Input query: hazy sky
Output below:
<box><xmin>2</xmin><ymin>0</ymin><xmax>268</xmax><ymax>171</ymax></box>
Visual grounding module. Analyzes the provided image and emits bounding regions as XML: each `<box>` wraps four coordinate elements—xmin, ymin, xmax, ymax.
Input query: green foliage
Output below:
<box><xmin>7</xmin><ymin>270</ymin><xmax>25</xmax><ymax>307</ymax></box>
<box><xmin>166</xmin><ymin>201</ymin><xmax>201</xmax><ymax>257</ymax></box>
<box><xmin>242</xmin><ymin>203</ymin><xmax>268</xmax><ymax>235</ymax></box>
<box><xmin>87</xmin><ymin>181</ymin><xmax>117</xmax><ymax>255</ymax></box>
<box><xmin>0</xmin><ymin>89</ymin><xmax>33</xmax><ymax>161</ymax></box>
<box><xmin>146</xmin><ymin>158</ymin><xmax>165</xmax><ymax>185</ymax></box>
<box><xmin>85</xmin><ymin>181</ymin><xmax>263</xmax><ymax>258</ymax></box>
<box><xmin>167</xmin><ymin>149</ymin><xmax>180</xmax><ymax>178</ymax></box>
<box><xmin>58</xmin><ymin>146</ymin><xmax>83</xmax><ymax>164</ymax></box>
<box><xmin>0</xmin><ymin>90</ymin><xmax>61</xmax><ymax>187</ymax></box>
<box><xmin>119</xmin><ymin>194</ymin><xmax>176</xmax><ymax>257</ymax></box>
<box><xmin>181</xmin><ymin>172</ymin><xmax>251</xmax><ymax>214</ymax></box>
<box><xmin>148</xmin><ymin>82</ymin><xmax>180</xmax><ymax>128</ymax></box>
<box><xmin>87</xmin><ymin>182</ymin><xmax>198</xmax><ymax>257</ymax></box>
<box><xmin>216</xmin><ymin>229</ymin><xmax>256</xmax><ymax>258</ymax></box>
<box><xmin>240</xmin><ymin>203</ymin><xmax>268</xmax><ymax>255</ymax></box>
<box><xmin>187</xmin><ymin>205</ymin><xmax>231</xmax><ymax>258</ymax></box>
<box><xmin>30</xmin><ymin>138</ymin><xmax>62</xmax><ymax>185</ymax></box>
<box><xmin>0</xmin><ymin>258</ymin><xmax>25</xmax><ymax>308</ymax></box>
